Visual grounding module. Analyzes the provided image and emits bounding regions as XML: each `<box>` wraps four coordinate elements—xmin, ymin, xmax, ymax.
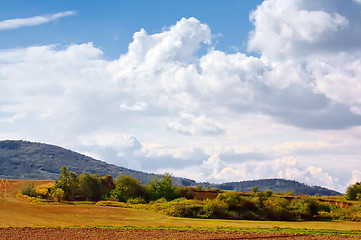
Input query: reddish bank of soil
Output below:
<box><xmin>0</xmin><ymin>227</ymin><xmax>358</xmax><ymax>240</ymax></box>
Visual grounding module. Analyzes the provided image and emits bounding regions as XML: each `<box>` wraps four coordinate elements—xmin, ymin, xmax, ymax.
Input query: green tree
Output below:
<box><xmin>53</xmin><ymin>166</ymin><xmax>80</xmax><ymax>201</ymax></box>
<box><xmin>290</xmin><ymin>197</ymin><xmax>319</xmax><ymax>220</ymax></box>
<box><xmin>159</xmin><ymin>172</ymin><xmax>176</xmax><ymax>200</ymax></box>
<box><xmin>263</xmin><ymin>197</ymin><xmax>293</xmax><ymax>221</ymax></box>
<box><xmin>100</xmin><ymin>175</ymin><xmax>115</xmax><ymax>196</ymax></box>
<box><xmin>107</xmin><ymin>174</ymin><xmax>145</xmax><ymax>202</ymax></box>
<box><xmin>345</xmin><ymin>182</ymin><xmax>361</xmax><ymax>201</ymax></box>
<box><xmin>216</xmin><ymin>191</ymin><xmax>241</xmax><ymax>207</ymax></box>
<box><xmin>148</xmin><ymin>173</ymin><xmax>176</xmax><ymax>201</ymax></box>
<box><xmin>79</xmin><ymin>172</ymin><xmax>102</xmax><ymax>201</ymax></box>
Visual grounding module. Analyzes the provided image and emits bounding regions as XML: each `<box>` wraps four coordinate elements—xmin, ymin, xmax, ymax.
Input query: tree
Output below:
<box><xmin>52</xmin><ymin>188</ymin><xmax>64</xmax><ymax>202</ymax></box>
<box><xmin>263</xmin><ymin>197</ymin><xmax>293</xmax><ymax>221</ymax></box>
<box><xmin>290</xmin><ymin>197</ymin><xmax>319</xmax><ymax>220</ymax></box>
<box><xmin>216</xmin><ymin>191</ymin><xmax>241</xmax><ymax>207</ymax></box>
<box><xmin>79</xmin><ymin>172</ymin><xmax>102</xmax><ymax>201</ymax></box>
<box><xmin>148</xmin><ymin>173</ymin><xmax>176</xmax><ymax>201</ymax></box>
<box><xmin>159</xmin><ymin>172</ymin><xmax>176</xmax><ymax>200</ymax></box>
<box><xmin>54</xmin><ymin>167</ymin><xmax>114</xmax><ymax>201</ymax></box>
<box><xmin>107</xmin><ymin>174</ymin><xmax>145</xmax><ymax>202</ymax></box>
<box><xmin>100</xmin><ymin>175</ymin><xmax>115</xmax><ymax>195</ymax></box>
<box><xmin>53</xmin><ymin>166</ymin><xmax>80</xmax><ymax>201</ymax></box>
<box><xmin>345</xmin><ymin>182</ymin><xmax>361</xmax><ymax>201</ymax></box>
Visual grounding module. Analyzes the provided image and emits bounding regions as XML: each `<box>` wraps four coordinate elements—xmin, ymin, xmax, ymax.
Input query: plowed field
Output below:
<box><xmin>0</xmin><ymin>227</ymin><xmax>359</xmax><ymax>240</ymax></box>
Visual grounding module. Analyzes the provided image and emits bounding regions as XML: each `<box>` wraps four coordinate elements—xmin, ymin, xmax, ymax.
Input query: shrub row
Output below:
<box><xmin>19</xmin><ymin>166</ymin><xmax>361</xmax><ymax>221</ymax></box>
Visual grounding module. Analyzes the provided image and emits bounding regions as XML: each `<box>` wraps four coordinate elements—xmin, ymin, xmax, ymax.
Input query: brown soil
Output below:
<box><xmin>0</xmin><ymin>227</ymin><xmax>358</xmax><ymax>240</ymax></box>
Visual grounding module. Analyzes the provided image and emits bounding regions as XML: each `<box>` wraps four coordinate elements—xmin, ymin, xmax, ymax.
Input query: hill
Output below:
<box><xmin>0</xmin><ymin>140</ymin><xmax>341</xmax><ymax>195</ymax></box>
<box><xmin>0</xmin><ymin>140</ymin><xmax>195</xmax><ymax>186</ymax></box>
<box><xmin>202</xmin><ymin>179</ymin><xmax>341</xmax><ymax>196</ymax></box>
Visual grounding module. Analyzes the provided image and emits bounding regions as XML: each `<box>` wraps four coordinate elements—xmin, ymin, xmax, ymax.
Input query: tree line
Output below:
<box><xmin>19</xmin><ymin>167</ymin><xmax>361</xmax><ymax>221</ymax></box>
<box><xmin>20</xmin><ymin>166</ymin><xmax>187</xmax><ymax>202</ymax></box>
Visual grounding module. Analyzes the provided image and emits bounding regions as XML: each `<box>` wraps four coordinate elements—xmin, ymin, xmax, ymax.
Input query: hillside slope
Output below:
<box><xmin>0</xmin><ymin>140</ymin><xmax>195</xmax><ymax>186</ymax></box>
<box><xmin>0</xmin><ymin>140</ymin><xmax>341</xmax><ymax>195</ymax></box>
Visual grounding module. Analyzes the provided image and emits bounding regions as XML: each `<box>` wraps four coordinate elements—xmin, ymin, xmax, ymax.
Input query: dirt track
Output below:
<box><xmin>0</xmin><ymin>227</ymin><xmax>359</xmax><ymax>240</ymax></box>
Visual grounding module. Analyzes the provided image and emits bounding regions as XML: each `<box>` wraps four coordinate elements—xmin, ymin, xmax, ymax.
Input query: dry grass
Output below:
<box><xmin>1</xmin><ymin>179</ymin><xmax>361</xmax><ymax>232</ymax></box>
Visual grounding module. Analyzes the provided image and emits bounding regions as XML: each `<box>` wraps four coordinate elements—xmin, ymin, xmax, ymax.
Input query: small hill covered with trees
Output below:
<box><xmin>0</xmin><ymin>140</ymin><xmax>195</xmax><ymax>186</ymax></box>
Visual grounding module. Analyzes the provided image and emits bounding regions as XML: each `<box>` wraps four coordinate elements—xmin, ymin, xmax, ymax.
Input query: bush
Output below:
<box><xmin>290</xmin><ymin>197</ymin><xmax>319</xmax><ymax>220</ymax></box>
<box><xmin>104</xmin><ymin>189</ymin><xmax>126</xmax><ymax>202</ymax></box>
<box><xmin>216</xmin><ymin>191</ymin><xmax>241</xmax><ymax>207</ymax></box>
<box><xmin>167</xmin><ymin>199</ymin><xmax>203</xmax><ymax>218</ymax></box>
<box><xmin>154</xmin><ymin>197</ymin><xmax>167</xmax><ymax>203</ymax></box>
<box><xmin>263</xmin><ymin>197</ymin><xmax>294</xmax><ymax>221</ymax></box>
<box><xmin>35</xmin><ymin>183</ymin><xmax>53</xmax><ymax>199</ymax></box>
<box><xmin>198</xmin><ymin>199</ymin><xmax>228</xmax><ymax>219</ymax></box>
<box><xmin>20</xmin><ymin>183</ymin><xmax>36</xmax><ymax>197</ymax></box>
<box><xmin>264</xmin><ymin>190</ymin><xmax>273</xmax><ymax>198</ymax></box>
<box><xmin>127</xmin><ymin>197</ymin><xmax>146</xmax><ymax>204</ymax></box>
<box><xmin>318</xmin><ymin>202</ymin><xmax>331</xmax><ymax>213</ymax></box>
<box><xmin>52</xmin><ymin>188</ymin><xmax>64</xmax><ymax>202</ymax></box>
<box><xmin>174</xmin><ymin>186</ymin><xmax>195</xmax><ymax>199</ymax></box>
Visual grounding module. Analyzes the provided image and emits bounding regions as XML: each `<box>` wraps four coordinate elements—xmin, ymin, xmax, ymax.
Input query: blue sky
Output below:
<box><xmin>1</xmin><ymin>0</ymin><xmax>361</xmax><ymax>192</ymax></box>
<box><xmin>0</xmin><ymin>0</ymin><xmax>263</xmax><ymax>58</ymax></box>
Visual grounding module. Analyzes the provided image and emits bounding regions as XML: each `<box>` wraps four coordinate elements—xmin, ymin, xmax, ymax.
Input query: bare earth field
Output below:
<box><xmin>1</xmin><ymin>180</ymin><xmax>361</xmax><ymax>239</ymax></box>
<box><xmin>1</xmin><ymin>227</ymin><xmax>360</xmax><ymax>240</ymax></box>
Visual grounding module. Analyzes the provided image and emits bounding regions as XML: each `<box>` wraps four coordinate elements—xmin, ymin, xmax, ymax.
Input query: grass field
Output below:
<box><xmin>1</xmin><ymin>179</ymin><xmax>361</xmax><ymax>236</ymax></box>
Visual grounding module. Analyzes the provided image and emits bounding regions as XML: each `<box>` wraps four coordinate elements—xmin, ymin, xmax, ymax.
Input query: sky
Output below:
<box><xmin>1</xmin><ymin>0</ymin><xmax>361</xmax><ymax>193</ymax></box>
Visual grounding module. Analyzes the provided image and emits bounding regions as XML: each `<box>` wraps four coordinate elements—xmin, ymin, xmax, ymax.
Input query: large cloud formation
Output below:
<box><xmin>1</xmin><ymin>0</ymin><xmax>361</xmax><ymax>192</ymax></box>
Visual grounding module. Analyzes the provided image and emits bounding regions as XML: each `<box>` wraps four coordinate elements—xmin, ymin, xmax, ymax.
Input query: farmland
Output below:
<box><xmin>1</xmin><ymin>180</ymin><xmax>361</xmax><ymax>239</ymax></box>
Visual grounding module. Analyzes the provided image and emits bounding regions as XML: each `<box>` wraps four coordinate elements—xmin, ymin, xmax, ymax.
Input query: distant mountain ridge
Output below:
<box><xmin>201</xmin><ymin>179</ymin><xmax>341</xmax><ymax>196</ymax></box>
<box><xmin>0</xmin><ymin>140</ymin><xmax>341</xmax><ymax>196</ymax></box>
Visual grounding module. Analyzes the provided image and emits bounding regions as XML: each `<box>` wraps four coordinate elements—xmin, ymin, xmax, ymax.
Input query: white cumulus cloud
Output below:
<box><xmin>248</xmin><ymin>0</ymin><xmax>349</xmax><ymax>59</ymax></box>
<box><xmin>167</xmin><ymin>112</ymin><xmax>224</xmax><ymax>135</ymax></box>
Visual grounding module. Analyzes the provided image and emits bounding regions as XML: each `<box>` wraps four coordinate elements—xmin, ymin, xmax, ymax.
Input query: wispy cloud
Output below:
<box><xmin>0</xmin><ymin>11</ymin><xmax>76</xmax><ymax>30</ymax></box>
